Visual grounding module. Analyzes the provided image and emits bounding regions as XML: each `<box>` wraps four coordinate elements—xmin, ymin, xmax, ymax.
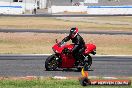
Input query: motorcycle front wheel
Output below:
<box><xmin>45</xmin><ymin>54</ymin><xmax>59</xmax><ymax>71</ymax></box>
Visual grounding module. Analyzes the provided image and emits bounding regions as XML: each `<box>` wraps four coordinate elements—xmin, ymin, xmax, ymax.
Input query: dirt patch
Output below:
<box><xmin>0</xmin><ymin>33</ymin><xmax>132</xmax><ymax>55</ymax></box>
<box><xmin>0</xmin><ymin>17</ymin><xmax>132</xmax><ymax>31</ymax></box>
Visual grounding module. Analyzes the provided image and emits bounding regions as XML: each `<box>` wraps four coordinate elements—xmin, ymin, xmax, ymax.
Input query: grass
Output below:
<box><xmin>0</xmin><ymin>79</ymin><xmax>131</xmax><ymax>88</ymax></box>
<box><xmin>0</xmin><ymin>16</ymin><xmax>132</xmax><ymax>55</ymax></box>
<box><xmin>0</xmin><ymin>16</ymin><xmax>132</xmax><ymax>31</ymax></box>
<box><xmin>0</xmin><ymin>33</ymin><xmax>132</xmax><ymax>55</ymax></box>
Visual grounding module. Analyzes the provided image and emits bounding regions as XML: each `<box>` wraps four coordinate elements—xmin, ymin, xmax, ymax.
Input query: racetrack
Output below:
<box><xmin>1</xmin><ymin>14</ymin><xmax>132</xmax><ymax>17</ymax></box>
<box><xmin>0</xmin><ymin>29</ymin><xmax>132</xmax><ymax>35</ymax></box>
<box><xmin>0</xmin><ymin>55</ymin><xmax>132</xmax><ymax>77</ymax></box>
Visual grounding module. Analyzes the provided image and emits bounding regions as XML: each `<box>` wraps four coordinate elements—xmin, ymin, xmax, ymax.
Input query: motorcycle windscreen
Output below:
<box><xmin>60</xmin><ymin>54</ymin><xmax>76</xmax><ymax>68</ymax></box>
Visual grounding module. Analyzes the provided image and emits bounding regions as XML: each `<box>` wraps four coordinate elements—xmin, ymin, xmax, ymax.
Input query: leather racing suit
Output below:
<box><xmin>60</xmin><ymin>33</ymin><xmax>86</xmax><ymax>61</ymax></box>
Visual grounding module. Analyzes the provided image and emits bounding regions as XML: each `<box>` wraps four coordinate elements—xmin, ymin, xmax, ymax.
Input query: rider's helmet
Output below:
<box><xmin>69</xmin><ymin>27</ymin><xmax>78</xmax><ymax>38</ymax></box>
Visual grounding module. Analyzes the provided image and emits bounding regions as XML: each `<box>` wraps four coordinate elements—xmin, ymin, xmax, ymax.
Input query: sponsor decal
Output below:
<box><xmin>90</xmin><ymin>79</ymin><xmax>131</xmax><ymax>85</ymax></box>
<box><xmin>79</xmin><ymin>67</ymin><xmax>131</xmax><ymax>86</ymax></box>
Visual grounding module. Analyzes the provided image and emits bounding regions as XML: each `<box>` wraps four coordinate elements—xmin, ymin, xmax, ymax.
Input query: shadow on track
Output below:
<box><xmin>45</xmin><ymin>68</ymin><xmax>94</xmax><ymax>72</ymax></box>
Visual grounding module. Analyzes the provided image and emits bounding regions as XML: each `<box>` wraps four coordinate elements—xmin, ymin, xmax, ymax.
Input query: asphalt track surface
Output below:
<box><xmin>1</xmin><ymin>14</ymin><xmax>132</xmax><ymax>17</ymax></box>
<box><xmin>0</xmin><ymin>55</ymin><xmax>132</xmax><ymax>77</ymax></box>
<box><xmin>0</xmin><ymin>29</ymin><xmax>132</xmax><ymax>35</ymax></box>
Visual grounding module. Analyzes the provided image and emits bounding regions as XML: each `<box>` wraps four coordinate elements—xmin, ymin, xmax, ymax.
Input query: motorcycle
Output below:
<box><xmin>45</xmin><ymin>39</ymin><xmax>96</xmax><ymax>71</ymax></box>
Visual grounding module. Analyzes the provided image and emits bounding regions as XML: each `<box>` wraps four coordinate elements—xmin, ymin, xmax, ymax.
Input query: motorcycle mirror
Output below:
<box><xmin>55</xmin><ymin>39</ymin><xmax>58</xmax><ymax>43</ymax></box>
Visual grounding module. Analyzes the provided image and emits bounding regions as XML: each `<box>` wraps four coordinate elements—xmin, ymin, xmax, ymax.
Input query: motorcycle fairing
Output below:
<box><xmin>84</xmin><ymin>44</ymin><xmax>96</xmax><ymax>54</ymax></box>
<box><xmin>52</xmin><ymin>42</ymin><xmax>96</xmax><ymax>68</ymax></box>
<box><xmin>60</xmin><ymin>54</ymin><xmax>76</xmax><ymax>68</ymax></box>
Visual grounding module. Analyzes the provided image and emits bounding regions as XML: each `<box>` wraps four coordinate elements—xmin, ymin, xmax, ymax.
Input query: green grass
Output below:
<box><xmin>0</xmin><ymin>79</ymin><xmax>131</xmax><ymax>88</ymax></box>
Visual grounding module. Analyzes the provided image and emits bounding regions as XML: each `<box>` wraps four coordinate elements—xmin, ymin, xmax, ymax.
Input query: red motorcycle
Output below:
<box><xmin>45</xmin><ymin>39</ymin><xmax>96</xmax><ymax>71</ymax></box>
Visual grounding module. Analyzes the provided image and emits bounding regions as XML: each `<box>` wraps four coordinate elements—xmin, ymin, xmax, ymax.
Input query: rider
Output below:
<box><xmin>59</xmin><ymin>27</ymin><xmax>87</xmax><ymax>66</ymax></box>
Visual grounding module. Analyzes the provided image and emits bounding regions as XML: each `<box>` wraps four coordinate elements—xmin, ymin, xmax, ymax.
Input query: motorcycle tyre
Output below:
<box><xmin>45</xmin><ymin>54</ymin><xmax>59</xmax><ymax>71</ymax></box>
<box><xmin>77</xmin><ymin>55</ymin><xmax>92</xmax><ymax>71</ymax></box>
<box><xmin>77</xmin><ymin>67</ymin><xmax>82</xmax><ymax>72</ymax></box>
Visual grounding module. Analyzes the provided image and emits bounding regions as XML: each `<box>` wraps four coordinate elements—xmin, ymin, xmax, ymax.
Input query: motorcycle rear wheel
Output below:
<box><xmin>77</xmin><ymin>67</ymin><xmax>82</xmax><ymax>72</ymax></box>
<box><xmin>87</xmin><ymin>55</ymin><xmax>92</xmax><ymax>66</ymax></box>
<box><xmin>77</xmin><ymin>55</ymin><xmax>92</xmax><ymax>71</ymax></box>
<box><xmin>45</xmin><ymin>54</ymin><xmax>59</xmax><ymax>71</ymax></box>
